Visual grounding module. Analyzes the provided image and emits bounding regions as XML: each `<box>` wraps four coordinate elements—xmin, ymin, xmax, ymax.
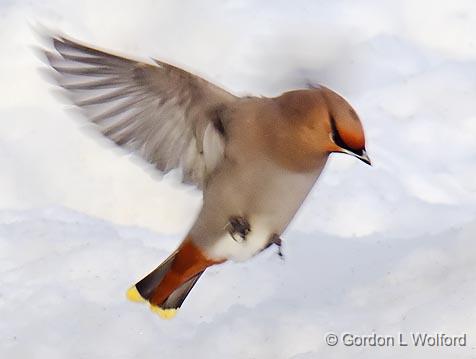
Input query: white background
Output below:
<box><xmin>1</xmin><ymin>1</ymin><xmax>476</xmax><ymax>358</ymax></box>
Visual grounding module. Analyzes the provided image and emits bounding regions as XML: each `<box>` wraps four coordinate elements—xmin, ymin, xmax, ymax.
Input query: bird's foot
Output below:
<box><xmin>270</xmin><ymin>233</ymin><xmax>284</xmax><ymax>260</ymax></box>
<box><xmin>227</xmin><ymin>216</ymin><xmax>250</xmax><ymax>242</ymax></box>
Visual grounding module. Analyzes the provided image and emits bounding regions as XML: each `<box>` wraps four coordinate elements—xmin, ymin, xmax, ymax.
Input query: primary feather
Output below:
<box><xmin>42</xmin><ymin>34</ymin><xmax>237</xmax><ymax>189</ymax></box>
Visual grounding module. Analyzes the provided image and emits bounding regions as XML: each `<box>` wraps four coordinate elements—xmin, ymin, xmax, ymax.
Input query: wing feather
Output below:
<box><xmin>41</xmin><ymin>34</ymin><xmax>237</xmax><ymax>189</ymax></box>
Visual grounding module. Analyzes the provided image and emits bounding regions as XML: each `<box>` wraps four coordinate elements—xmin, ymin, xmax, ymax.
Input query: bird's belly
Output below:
<box><xmin>205</xmin><ymin>216</ymin><xmax>275</xmax><ymax>262</ymax></box>
<box><xmin>203</xmin><ymin>165</ymin><xmax>321</xmax><ymax>262</ymax></box>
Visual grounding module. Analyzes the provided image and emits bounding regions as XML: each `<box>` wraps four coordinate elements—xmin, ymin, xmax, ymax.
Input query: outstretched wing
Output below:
<box><xmin>41</xmin><ymin>34</ymin><xmax>237</xmax><ymax>189</ymax></box>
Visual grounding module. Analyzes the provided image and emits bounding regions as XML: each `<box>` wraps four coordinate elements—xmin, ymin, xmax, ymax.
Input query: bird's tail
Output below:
<box><xmin>126</xmin><ymin>239</ymin><xmax>222</xmax><ymax>319</ymax></box>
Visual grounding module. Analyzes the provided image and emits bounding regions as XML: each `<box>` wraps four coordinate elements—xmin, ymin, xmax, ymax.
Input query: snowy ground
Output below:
<box><xmin>1</xmin><ymin>1</ymin><xmax>476</xmax><ymax>358</ymax></box>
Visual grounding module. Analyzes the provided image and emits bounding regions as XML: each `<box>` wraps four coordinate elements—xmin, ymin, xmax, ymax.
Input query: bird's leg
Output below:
<box><xmin>270</xmin><ymin>233</ymin><xmax>284</xmax><ymax>259</ymax></box>
<box><xmin>227</xmin><ymin>216</ymin><xmax>251</xmax><ymax>243</ymax></box>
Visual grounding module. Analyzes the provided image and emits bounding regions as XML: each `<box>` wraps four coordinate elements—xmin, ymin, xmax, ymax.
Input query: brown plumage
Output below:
<box><xmin>40</xmin><ymin>32</ymin><xmax>371</xmax><ymax>319</ymax></box>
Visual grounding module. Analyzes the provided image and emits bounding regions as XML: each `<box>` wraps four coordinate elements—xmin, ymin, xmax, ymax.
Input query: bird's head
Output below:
<box><xmin>273</xmin><ymin>87</ymin><xmax>371</xmax><ymax>171</ymax></box>
<box><xmin>317</xmin><ymin>86</ymin><xmax>371</xmax><ymax>166</ymax></box>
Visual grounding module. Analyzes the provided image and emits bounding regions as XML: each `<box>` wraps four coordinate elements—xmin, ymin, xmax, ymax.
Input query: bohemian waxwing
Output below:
<box><xmin>40</xmin><ymin>33</ymin><xmax>371</xmax><ymax>319</ymax></box>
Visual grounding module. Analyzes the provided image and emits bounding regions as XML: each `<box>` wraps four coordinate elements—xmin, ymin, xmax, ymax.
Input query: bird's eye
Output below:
<box><xmin>329</xmin><ymin>115</ymin><xmax>363</xmax><ymax>156</ymax></box>
<box><xmin>329</xmin><ymin>115</ymin><xmax>344</xmax><ymax>147</ymax></box>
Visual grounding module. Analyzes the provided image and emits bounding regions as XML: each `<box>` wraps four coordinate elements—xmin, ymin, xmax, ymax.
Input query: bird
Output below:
<box><xmin>40</xmin><ymin>32</ymin><xmax>371</xmax><ymax>319</ymax></box>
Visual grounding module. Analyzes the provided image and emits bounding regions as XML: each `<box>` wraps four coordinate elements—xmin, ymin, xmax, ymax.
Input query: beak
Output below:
<box><xmin>355</xmin><ymin>149</ymin><xmax>372</xmax><ymax>166</ymax></box>
<box><xmin>339</xmin><ymin>148</ymin><xmax>372</xmax><ymax>166</ymax></box>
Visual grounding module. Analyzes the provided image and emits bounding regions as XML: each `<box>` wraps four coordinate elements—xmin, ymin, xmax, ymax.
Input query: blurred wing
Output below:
<box><xmin>42</xmin><ymin>34</ymin><xmax>237</xmax><ymax>189</ymax></box>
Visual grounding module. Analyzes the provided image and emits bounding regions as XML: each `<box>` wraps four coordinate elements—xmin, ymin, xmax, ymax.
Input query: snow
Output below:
<box><xmin>1</xmin><ymin>0</ymin><xmax>476</xmax><ymax>358</ymax></box>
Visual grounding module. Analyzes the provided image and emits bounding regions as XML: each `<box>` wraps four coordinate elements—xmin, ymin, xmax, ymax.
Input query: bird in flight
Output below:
<box><xmin>40</xmin><ymin>32</ymin><xmax>371</xmax><ymax>319</ymax></box>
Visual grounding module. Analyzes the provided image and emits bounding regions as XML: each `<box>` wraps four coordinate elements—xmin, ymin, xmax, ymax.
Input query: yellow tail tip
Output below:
<box><xmin>149</xmin><ymin>305</ymin><xmax>178</xmax><ymax>320</ymax></box>
<box><xmin>126</xmin><ymin>286</ymin><xmax>146</xmax><ymax>303</ymax></box>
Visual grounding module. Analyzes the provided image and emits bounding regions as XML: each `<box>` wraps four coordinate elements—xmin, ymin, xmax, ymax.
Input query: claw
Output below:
<box><xmin>227</xmin><ymin>216</ymin><xmax>250</xmax><ymax>242</ymax></box>
<box><xmin>270</xmin><ymin>234</ymin><xmax>284</xmax><ymax>259</ymax></box>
